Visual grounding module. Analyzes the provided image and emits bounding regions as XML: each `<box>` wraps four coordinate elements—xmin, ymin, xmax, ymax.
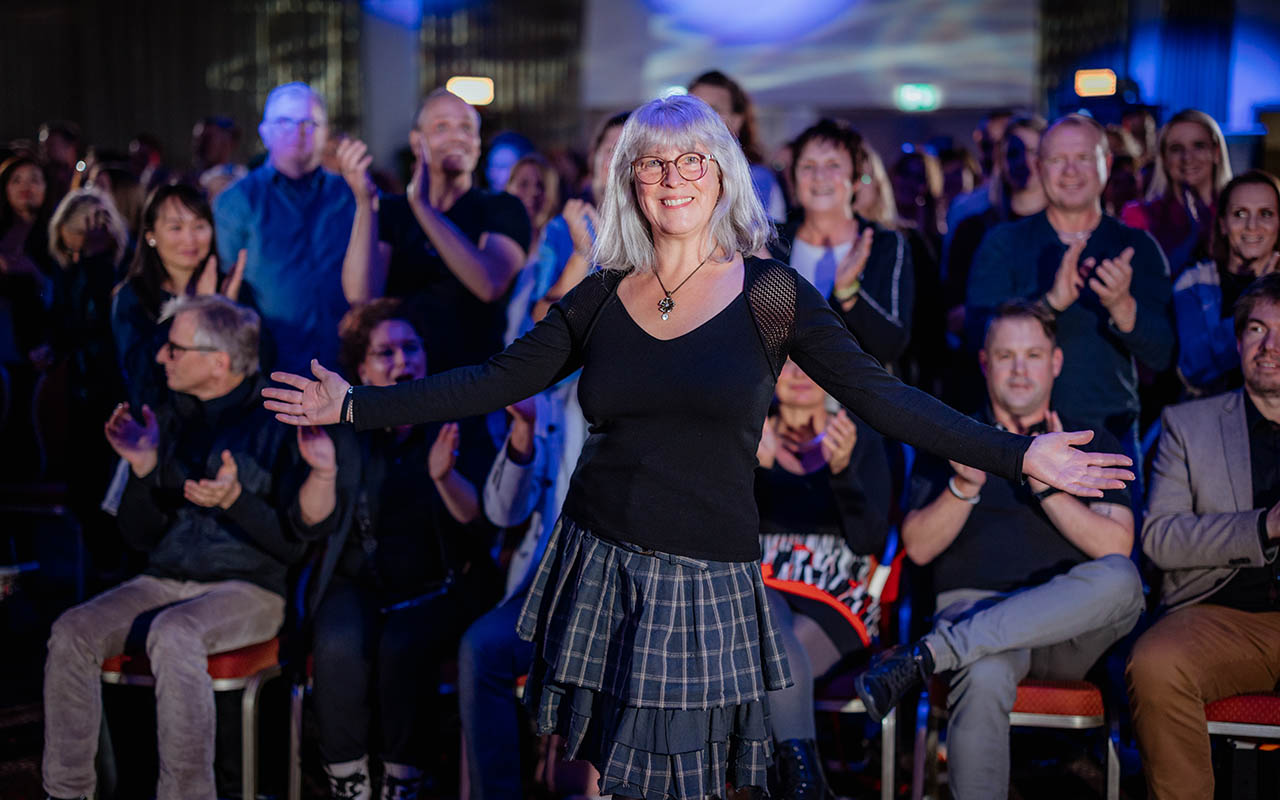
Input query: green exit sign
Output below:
<box><xmin>895</xmin><ymin>83</ymin><xmax>941</xmax><ymax>112</ymax></box>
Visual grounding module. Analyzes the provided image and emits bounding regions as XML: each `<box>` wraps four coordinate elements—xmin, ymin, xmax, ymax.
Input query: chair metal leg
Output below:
<box><xmin>1105</xmin><ymin>731</ymin><xmax>1120</xmax><ymax>800</ymax></box>
<box><xmin>881</xmin><ymin>706</ymin><xmax>896</xmax><ymax>800</ymax></box>
<box><xmin>289</xmin><ymin>681</ymin><xmax>305</xmax><ymax>800</ymax></box>
<box><xmin>910</xmin><ymin>691</ymin><xmax>933</xmax><ymax>800</ymax></box>
<box><xmin>240</xmin><ymin>666</ymin><xmax>280</xmax><ymax>800</ymax></box>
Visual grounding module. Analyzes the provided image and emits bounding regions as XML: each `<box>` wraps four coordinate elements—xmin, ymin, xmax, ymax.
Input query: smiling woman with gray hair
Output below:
<box><xmin>265</xmin><ymin>94</ymin><xmax>1136</xmax><ymax>800</ymax></box>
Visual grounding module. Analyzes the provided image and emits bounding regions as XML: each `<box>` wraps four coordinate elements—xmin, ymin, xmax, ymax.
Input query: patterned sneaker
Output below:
<box><xmin>855</xmin><ymin>641</ymin><xmax>935</xmax><ymax>720</ymax></box>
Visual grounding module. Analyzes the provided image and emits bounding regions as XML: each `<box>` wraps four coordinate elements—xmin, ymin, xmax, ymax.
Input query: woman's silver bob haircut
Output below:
<box><xmin>592</xmin><ymin>94</ymin><xmax>773</xmax><ymax>273</ymax></box>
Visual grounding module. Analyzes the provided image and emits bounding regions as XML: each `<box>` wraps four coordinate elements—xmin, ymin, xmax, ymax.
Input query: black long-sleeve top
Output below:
<box><xmin>349</xmin><ymin>257</ymin><xmax>1028</xmax><ymax>561</ymax></box>
<box><xmin>119</xmin><ymin>376</ymin><xmax>311</xmax><ymax>596</ymax></box>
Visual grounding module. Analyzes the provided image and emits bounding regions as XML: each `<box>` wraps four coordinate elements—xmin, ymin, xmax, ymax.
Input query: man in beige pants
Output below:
<box><xmin>1128</xmin><ymin>273</ymin><xmax>1280</xmax><ymax>799</ymax></box>
<box><xmin>43</xmin><ymin>296</ymin><xmax>325</xmax><ymax>800</ymax></box>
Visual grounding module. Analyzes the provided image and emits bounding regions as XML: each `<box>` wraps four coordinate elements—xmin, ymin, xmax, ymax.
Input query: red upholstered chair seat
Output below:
<box><xmin>1205</xmin><ymin>692</ymin><xmax>1280</xmax><ymax>726</ymax></box>
<box><xmin>102</xmin><ymin>637</ymin><xmax>280</xmax><ymax>679</ymax></box>
<box><xmin>1012</xmin><ymin>680</ymin><xmax>1104</xmax><ymax>717</ymax></box>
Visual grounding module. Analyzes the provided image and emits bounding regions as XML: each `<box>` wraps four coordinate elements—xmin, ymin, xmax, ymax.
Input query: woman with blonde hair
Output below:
<box><xmin>265</xmin><ymin>94</ymin><xmax>1134</xmax><ymax>800</ymax></box>
<box><xmin>1122</xmin><ymin>108</ymin><xmax>1233</xmax><ymax>273</ymax></box>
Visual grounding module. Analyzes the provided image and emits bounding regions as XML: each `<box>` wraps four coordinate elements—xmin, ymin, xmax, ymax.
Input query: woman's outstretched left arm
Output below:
<box><xmin>788</xmin><ymin>277</ymin><xmax>1132</xmax><ymax>496</ymax></box>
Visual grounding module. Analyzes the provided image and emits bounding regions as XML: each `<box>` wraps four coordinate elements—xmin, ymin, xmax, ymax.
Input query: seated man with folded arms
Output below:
<box><xmin>1127</xmin><ymin>273</ymin><xmax>1280</xmax><ymax>800</ymax></box>
<box><xmin>856</xmin><ymin>299</ymin><xmax>1143</xmax><ymax>800</ymax></box>
<box><xmin>42</xmin><ymin>295</ymin><xmax>325</xmax><ymax>800</ymax></box>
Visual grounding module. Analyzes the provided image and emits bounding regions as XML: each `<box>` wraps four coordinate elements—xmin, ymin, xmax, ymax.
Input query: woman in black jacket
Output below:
<box><xmin>295</xmin><ymin>299</ymin><xmax>498</xmax><ymax>799</ymax></box>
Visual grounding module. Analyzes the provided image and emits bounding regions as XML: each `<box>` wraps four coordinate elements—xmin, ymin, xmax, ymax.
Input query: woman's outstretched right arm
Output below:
<box><xmin>263</xmin><ymin>290</ymin><xmax>583</xmax><ymax>429</ymax></box>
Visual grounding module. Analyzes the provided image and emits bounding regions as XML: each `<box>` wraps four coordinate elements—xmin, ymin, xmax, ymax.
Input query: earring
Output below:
<box><xmin>147</xmin><ymin>238</ymin><xmax>157</xmax><ymax>247</ymax></box>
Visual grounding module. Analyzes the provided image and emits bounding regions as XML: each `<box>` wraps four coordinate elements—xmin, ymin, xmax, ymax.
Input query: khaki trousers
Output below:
<box><xmin>1126</xmin><ymin>603</ymin><xmax>1280</xmax><ymax>800</ymax></box>
<box><xmin>42</xmin><ymin>574</ymin><xmax>283</xmax><ymax>800</ymax></box>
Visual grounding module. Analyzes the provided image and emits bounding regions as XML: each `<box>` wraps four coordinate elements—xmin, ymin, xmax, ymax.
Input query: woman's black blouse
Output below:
<box><xmin>350</xmin><ymin>257</ymin><xmax>1028</xmax><ymax>561</ymax></box>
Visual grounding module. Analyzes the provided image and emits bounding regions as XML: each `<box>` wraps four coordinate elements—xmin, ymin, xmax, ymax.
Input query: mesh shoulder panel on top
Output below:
<box><xmin>745</xmin><ymin>258</ymin><xmax>797</xmax><ymax>380</ymax></box>
<box><xmin>562</xmin><ymin>268</ymin><xmax>625</xmax><ymax>349</ymax></box>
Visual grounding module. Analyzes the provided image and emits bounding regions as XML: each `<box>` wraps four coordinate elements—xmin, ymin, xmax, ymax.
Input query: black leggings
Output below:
<box><xmin>311</xmin><ymin>578</ymin><xmax>459</xmax><ymax>765</ymax></box>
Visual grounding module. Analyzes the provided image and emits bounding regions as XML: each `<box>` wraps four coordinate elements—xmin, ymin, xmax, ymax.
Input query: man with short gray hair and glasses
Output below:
<box><xmin>42</xmin><ymin>295</ymin><xmax>334</xmax><ymax>800</ymax></box>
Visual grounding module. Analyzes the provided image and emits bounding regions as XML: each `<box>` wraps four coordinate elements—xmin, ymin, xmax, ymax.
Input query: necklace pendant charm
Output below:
<box><xmin>657</xmin><ymin>295</ymin><xmax>674</xmax><ymax>319</ymax></box>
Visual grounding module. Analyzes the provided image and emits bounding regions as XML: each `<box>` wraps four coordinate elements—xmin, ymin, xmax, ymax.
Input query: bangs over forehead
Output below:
<box><xmin>616</xmin><ymin>97</ymin><xmax>736</xmax><ymax>163</ymax></box>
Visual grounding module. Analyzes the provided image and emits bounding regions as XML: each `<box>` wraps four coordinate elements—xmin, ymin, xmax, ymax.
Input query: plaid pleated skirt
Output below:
<box><xmin>516</xmin><ymin>516</ymin><xmax>793</xmax><ymax>800</ymax></box>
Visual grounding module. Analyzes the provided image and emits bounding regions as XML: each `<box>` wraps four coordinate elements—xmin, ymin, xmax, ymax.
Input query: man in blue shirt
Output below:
<box><xmin>966</xmin><ymin>114</ymin><xmax>1174</xmax><ymax>450</ymax></box>
<box><xmin>214</xmin><ymin>82</ymin><xmax>370</xmax><ymax>374</ymax></box>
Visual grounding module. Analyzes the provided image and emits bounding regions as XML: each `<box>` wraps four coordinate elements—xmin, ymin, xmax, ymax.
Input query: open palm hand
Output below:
<box><xmin>1022</xmin><ymin>430</ymin><xmax>1134</xmax><ymax>498</ymax></box>
<box><xmin>262</xmin><ymin>360</ymin><xmax>351</xmax><ymax>427</ymax></box>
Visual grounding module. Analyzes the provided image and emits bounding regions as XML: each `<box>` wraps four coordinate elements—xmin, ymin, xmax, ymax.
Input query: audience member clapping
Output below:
<box><xmin>967</xmin><ymin>113</ymin><xmax>1174</xmax><ymax>452</ymax></box>
<box><xmin>859</xmin><ymin>300</ymin><xmax>1142</xmax><ymax>800</ymax></box>
<box><xmin>113</xmin><ymin>183</ymin><xmax>246</xmax><ymax>410</ymax></box>
<box><xmin>43</xmin><ymin>294</ymin><xmax>310</xmax><ymax>800</ymax></box>
<box><xmin>367</xmin><ymin>88</ymin><xmax>531</xmax><ymax>374</ymax></box>
<box><xmin>1174</xmin><ymin>170</ymin><xmax>1280</xmax><ymax>394</ymax></box>
<box><xmin>213</xmin><ymin>82</ymin><xmax>359</xmax><ymax>374</ymax></box>
<box><xmin>756</xmin><ymin>360</ymin><xmax>891</xmax><ymax>799</ymax></box>
<box><xmin>772</xmin><ymin>118</ymin><xmax>915</xmax><ymax>365</ymax></box>
<box><xmin>293</xmin><ymin>298</ymin><xmax>498</xmax><ymax>799</ymax></box>
<box><xmin>1121</xmin><ymin>108</ymin><xmax>1233</xmax><ymax>274</ymax></box>
<box><xmin>529</xmin><ymin>111</ymin><xmax>629</xmax><ymax>323</ymax></box>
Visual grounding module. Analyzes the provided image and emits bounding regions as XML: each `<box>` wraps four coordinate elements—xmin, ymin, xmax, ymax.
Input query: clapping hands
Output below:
<box><xmin>183</xmin><ymin>450</ymin><xmax>241</xmax><ymax>509</ymax></box>
<box><xmin>563</xmin><ymin>199</ymin><xmax>599</xmax><ymax>259</ymax></box>
<box><xmin>105</xmin><ymin>402</ymin><xmax>159</xmax><ymax>477</ymax></box>
<box><xmin>428</xmin><ymin>422</ymin><xmax>461</xmax><ymax>481</ymax></box>
<box><xmin>194</xmin><ymin>248</ymin><xmax>247</xmax><ymax>301</ymax></box>
<box><xmin>336</xmin><ymin>138</ymin><xmax>379</xmax><ymax>209</ymax></box>
<box><xmin>297</xmin><ymin>426</ymin><xmax>337</xmax><ymax>477</ymax></box>
<box><xmin>820</xmin><ymin>409</ymin><xmax>857</xmax><ymax>474</ymax></box>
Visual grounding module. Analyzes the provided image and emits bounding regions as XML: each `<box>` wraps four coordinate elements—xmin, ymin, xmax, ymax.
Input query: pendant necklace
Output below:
<box><xmin>653</xmin><ymin>249</ymin><xmax>714</xmax><ymax>320</ymax></box>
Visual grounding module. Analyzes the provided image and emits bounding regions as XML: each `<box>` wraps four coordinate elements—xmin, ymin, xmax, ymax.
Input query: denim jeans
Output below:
<box><xmin>457</xmin><ymin>595</ymin><xmax>535</xmax><ymax>800</ymax></box>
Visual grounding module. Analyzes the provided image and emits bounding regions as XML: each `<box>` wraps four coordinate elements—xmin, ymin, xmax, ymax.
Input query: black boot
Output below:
<box><xmin>775</xmin><ymin>738</ymin><xmax>834</xmax><ymax>800</ymax></box>
<box><xmin>855</xmin><ymin>640</ymin><xmax>935</xmax><ymax>721</ymax></box>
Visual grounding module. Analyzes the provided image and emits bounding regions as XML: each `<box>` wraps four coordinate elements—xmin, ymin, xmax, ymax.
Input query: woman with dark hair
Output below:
<box><xmin>266</xmin><ymin>94</ymin><xmax>1132</xmax><ymax>800</ymax></box>
<box><xmin>0</xmin><ymin>154</ymin><xmax>56</xmax><ymax>363</ymax></box>
<box><xmin>294</xmin><ymin>298</ymin><xmax>498</xmax><ymax>799</ymax></box>
<box><xmin>1122</xmin><ymin>108</ymin><xmax>1233</xmax><ymax>274</ymax></box>
<box><xmin>689</xmin><ymin>70</ymin><xmax>787</xmax><ymax>222</ymax></box>
<box><xmin>772</xmin><ymin>118</ymin><xmax>915</xmax><ymax>366</ymax></box>
<box><xmin>1174</xmin><ymin>169</ymin><xmax>1280</xmax><ymax>394</ymax></box>
<box><xmin>112</xmin><ymin>183</ymin><xmax>246</xmax><ymax>408</ymax></box>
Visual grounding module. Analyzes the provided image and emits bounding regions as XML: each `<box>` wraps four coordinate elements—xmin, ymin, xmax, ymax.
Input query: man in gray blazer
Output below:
<box><xmin>1127</xmin><ymin>273</ymin><xmax>1280</xmax><ymax>800</ymax></box>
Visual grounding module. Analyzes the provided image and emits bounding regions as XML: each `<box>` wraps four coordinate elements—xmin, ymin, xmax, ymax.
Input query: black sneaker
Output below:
<box><xmin>855</xmin><ymin>641</ymin><xmax>935</xmax><ymax>720</ymax></box>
